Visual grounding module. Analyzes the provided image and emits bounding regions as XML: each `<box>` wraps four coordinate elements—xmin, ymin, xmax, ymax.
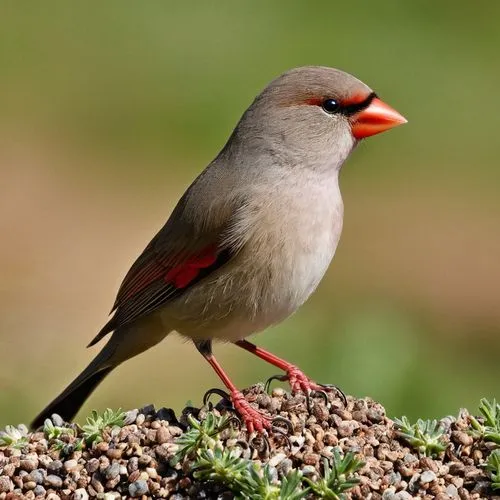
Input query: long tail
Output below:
<box><xmin>31</xmin><ymin>342</ymin><xmax>118</xmax><ymax>429</ymax></box>
<box><xmin>31</xmin><ymin>316</ymin><xmax>169</xmax><ymax>430</ymax></box>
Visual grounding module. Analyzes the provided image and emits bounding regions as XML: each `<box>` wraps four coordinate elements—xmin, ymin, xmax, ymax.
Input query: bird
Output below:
<box><xmin>31</xmin><ymin>66</ymin><xmax>406</xmax><ymax>432</ymax></box>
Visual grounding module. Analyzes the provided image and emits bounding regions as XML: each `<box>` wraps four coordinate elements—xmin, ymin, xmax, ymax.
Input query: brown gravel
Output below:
<box><xmin>1</xmin><ymin>384</ymin><xmax>500</xmax><ymax>499</ymax></box>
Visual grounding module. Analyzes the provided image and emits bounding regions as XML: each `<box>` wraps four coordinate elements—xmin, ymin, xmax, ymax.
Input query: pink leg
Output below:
<box><xmin>234</xmin><ymin>340</ymin><xmax>324</xmax><ymax>393</ymax></box>
<box><xmin>196</xmin><ymin>341</ymin><xmax>271</xmax><ymax>433</ymax></box>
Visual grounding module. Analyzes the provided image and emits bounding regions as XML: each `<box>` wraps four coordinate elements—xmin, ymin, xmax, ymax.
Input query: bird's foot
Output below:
<box><xmin>286</xmin><ymin>365</ymin><xmax>326</xmax><ymax>393</ymax></box>
<box><xmin>230</xmin><ymin>390</ymin><xmax>272</xmax><ymax>433</ymax></box>
<box><xmin>265</xmin><ymin>366</ymin><xmax>347</xmax><ymax>407</ymax></box>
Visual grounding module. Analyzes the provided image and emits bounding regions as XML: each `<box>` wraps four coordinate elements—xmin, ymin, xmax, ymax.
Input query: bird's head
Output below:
<box><xmin>236</xmin><ymin>66</ymin><xmax>407</xmax><ymax>171</ymax></box>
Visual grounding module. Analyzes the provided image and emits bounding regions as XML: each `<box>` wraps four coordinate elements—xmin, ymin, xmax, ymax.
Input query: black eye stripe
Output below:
<box><xmin>340</xmin><ymin>92</ymin><xmax>377</xmax><ymax>116</ymax></box>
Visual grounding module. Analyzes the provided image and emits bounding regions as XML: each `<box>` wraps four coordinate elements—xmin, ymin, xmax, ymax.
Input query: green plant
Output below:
<box><xmin>193</xmin><ymin>447</ymin><xmax>308</xmax><ymax>499</ymax></box>
<box><xmin>174</xmin><ymin>412</ymin><xmax>309</xmax><ymax>499</ymax></box>
<box><xmin>81</xmin><ymin>408</ymin><xmax>125</xmax><ymax>446</ymax></box>
<box><xmin>53</xmin><ymin>437</ymin><xmax>84</xmax><ymax>455</ymax></box>
<box><xmin>43</xmin><ymin>418</ymin><xmax>83</xmax><ymax>454</ymax></box>
<box><xmin>173</xmin><ymin>412</ymin><xmax>229</xmax><ymax>464</ymax></box>
<box><xmin>0</xmin><ymin>424</ymin><xmax>29</xmax><ymax>449</ymax></box>
<box><xmin>277</xmin><ymin>470</ymin><xmax>308</xmax><ymax>500</ymax></box>
<box><xmin>241</xmin><ymin>464</ymin><xmax>307</xmax><ymax>500</ymax></box>
<box><xmin>485</xmin><ymin>449</ymin><xmax>500</xmax><ymax>490</ymax></box>
<box><xmin>394</xmin><ymin>416</ymin><xmax>447</xmax><ymax>457</ymax></box>
<box><xmin>303</xmin><ymin>448</ymin><xmax>364</xmax><ymax>499</ymax></box>
<box><xmin>470</xmin><ymin>399</ymin><xmax>500</xmax><ymax>444</ymax></box>
<box><xmin>193</xmin><ymin>446</ymin><xmax>248</xmax><ymax>483</ymax></box>
<box><xmin>43</xmin><ymin>418</ymin><xmax>75</xmax><ymax>440</ymax></box>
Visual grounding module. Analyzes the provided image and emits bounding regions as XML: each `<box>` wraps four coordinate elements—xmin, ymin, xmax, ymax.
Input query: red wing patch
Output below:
<box><xmin>91</xmin><ymin>243</ymin><xmax>226</xmax><ymax>347</ymax></box>
<box><xmin>164</xmin><ymin>245</ymin><xmax>217</xmax><ymax>288</ymax></box>
<box><xmin>119</xmin><ymin>244</ymin><xmax>219</xmax><ymax>303</ymax></box>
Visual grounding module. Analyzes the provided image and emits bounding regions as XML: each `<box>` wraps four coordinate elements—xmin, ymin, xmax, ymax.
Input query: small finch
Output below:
<box><xmin>32</xmin><ymin>66</ymin><xmax>406</xmax><ymax>432</ymax></box>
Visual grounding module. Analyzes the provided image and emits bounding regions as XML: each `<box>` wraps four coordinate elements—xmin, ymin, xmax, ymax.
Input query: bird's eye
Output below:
<box><xmin>322</xmin><ymin>99</ymin><xmax>340</xmax><ymax>114</ymax></box>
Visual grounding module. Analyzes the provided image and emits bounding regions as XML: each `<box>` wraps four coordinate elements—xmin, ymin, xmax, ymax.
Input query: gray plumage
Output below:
<box><xmin>31</xmin><ymin>66</ymin><xmax>405</xmax><ymax>429</ymax></box>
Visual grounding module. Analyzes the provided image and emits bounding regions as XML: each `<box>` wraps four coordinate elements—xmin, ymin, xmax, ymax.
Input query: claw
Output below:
<box><xmin>215</xmin><ymin>398</ymin><xmax>237</xmax><ymax>413</ymax></box>
<box><xmin>272</xmin><ymin>416</ymin><xmax>294</xmax><ymax>434</ymax></box>
<box><xmin>235</xmin><ymin>439</ymin><xmax>249</xmax><ymax>449</ymax></box>
<box><xmin>250</xmin><ymin>433</ymin><xmax>270</xmax><ymax>455</ymax></box>
<box><xmin>286</xmin><ymin>366</ymin><xmax>347</xmax><ymax>405</ymax></box>
<box><xmin>271</xmin><ymin>426</ymin><xmax>292</xmax><ymax>450</ymax></box>
<box><xmin>264</xmin><ymin>369</ymin><xmax>346</xmax><ymax>408</ymax></box>
<box><xmin>311</xmin><ymin>389</ymin><xmax>329</xmax><ymax>406</ymax></box>
<box><xmin>224</xmin><ymin>415</ymin><xmax>242</xmax><ymax>430</ymax></box>
<box><xmin>264</xmin><ymin>374</ymin><xmax>287</xmax><ymax>393</ymax></box>
<box><xmin>305</xmin><ymin>390</ymin><xmax>313</xmax><ymax>413</ymax></box>
<box><xmin>203</xmin><ymin>387</ymin><xmax>232</xmax><ymax>407</ymax></box>
<box><xmin>316</xmin><ymin>383</ymin><xmax>347</xmax><ymax>406</ymax></box>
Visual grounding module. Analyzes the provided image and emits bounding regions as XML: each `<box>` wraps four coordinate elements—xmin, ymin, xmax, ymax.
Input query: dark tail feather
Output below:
<box><xmin>31</xmin><ymin>366</ymin><xmax>114</xmax><ymax>430</ymax></box>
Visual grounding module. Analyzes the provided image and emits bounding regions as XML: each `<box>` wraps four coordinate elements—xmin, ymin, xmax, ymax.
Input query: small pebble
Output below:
<box><xmin>23</xmin><ymin>481</ymin><xmax>36</xmax><ymax>490</ymax></box>
<box><xmin>0</xmin><ymin>477</ymin><xmax>12</xmax><ymax>493</ymax></box>
<box><xmin>64</xmin><ymin>459</ymin><xmax>78</xmax><ymax>472</ymax></box>
<box><xmin>33</xmin><ymin>485</ymin><xmax>46</xmax><ymax>496</ymax></box>
<box><xmin>47</xmin><ymin>460</ymin><xmax>63</xmax><ymax>473</ymax></box>
<box><xmin>27</xmin><ymin>469</ymin><xmax>44</xmax><ymax>485</ymax></box>
<box><xmin>155</xmin><ymin>426</ymin><xmax>170</xmax><ymax>444</ymax></box>
<box><xmin>45</xmin><ymin>475</ymin><xmax>63</xmax><ymax>489</ymax></box>
<box><xmin>420</xmin><ymin>470</ymin><xmax>437</xmax><ymax>483</ymax></box>
<box><xmin>337</xmin><ymin>420</ymin><xmax>359</xmax><ymax>437</ymax></box>
<box><xmin>128</xmin><ymin>479</ymin><xmax>149</xmax><ymax>497</ymax></box>
<box><xmin>19</xmin><ymin>458</ymin><xmax>37</xmax><ymax>472</ymax></box>
<box><xmin>104</xmin><ymin>463</ymin><xmax>120</xmax><ymax>480</ymax></box>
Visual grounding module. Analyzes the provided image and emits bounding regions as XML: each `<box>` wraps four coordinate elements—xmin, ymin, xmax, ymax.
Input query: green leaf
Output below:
<box><xmin>485</xmin><ymin>449</ymin><xmax>500</xmax><ymax>490</ymax></box>
<box><xmin>303</xmin><ymin>448</ymin><xmax>364</xmax><ymax>499</ymax></box>
<box><xmin>81</xmin><ymin>408</ymin><xmax>125</xmax><ymax>446</ymax></box>
<box><xmin>394</xmin><ymin>416</ymin><xmax>447</xmax><ymax>457</ymax></box>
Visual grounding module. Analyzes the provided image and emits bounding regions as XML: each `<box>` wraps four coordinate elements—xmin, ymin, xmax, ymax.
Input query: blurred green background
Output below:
<box><xmin>1</xmin><ymin>2</ymin><xmax>500</xmax><ymax>427</ymax></box>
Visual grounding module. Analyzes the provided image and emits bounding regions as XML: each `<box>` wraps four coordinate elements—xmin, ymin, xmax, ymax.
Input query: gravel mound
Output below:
<box><xmin>0</xmin><ymin>384</ymin><xmax>498</xmax><ymax>499</ymax></box>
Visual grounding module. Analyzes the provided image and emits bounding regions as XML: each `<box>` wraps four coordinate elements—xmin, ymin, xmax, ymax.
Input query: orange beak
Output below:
<box><xmin>351</xmin><ymin>97</ymin><xmax>407</xmax><ymax>139</ymax></box>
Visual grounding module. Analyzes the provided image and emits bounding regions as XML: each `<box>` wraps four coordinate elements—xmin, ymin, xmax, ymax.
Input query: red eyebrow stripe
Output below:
<box><xmin>304</xmin><ymin>97</ymin><xmax>324</xmax><ymax>106</ymax></box>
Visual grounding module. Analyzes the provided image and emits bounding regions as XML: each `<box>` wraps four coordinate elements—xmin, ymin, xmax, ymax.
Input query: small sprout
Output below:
<box><xmin>173</xmin><ymin>412</ymin><xmax>229</xmax><ymax>464</ymax></box>
<box><xmin>238</xmin><ymin>463</ymin><xmax>281</xmax><ymax>499</ymax></box>
<box><xmin>240</xmin><ymin>463</ymin><xmax>309</xmax><ymax>500</ymax></box>
<box><xmin>303</xmin><ymin>448</ymin><xmax>364</xmax><ymax>499</ymax></box>
<box><xmin>485</xmin><ymin>449</ymin><xmax>500</xmax><ymax>490</ymax></box>
<box><xmin>193</xmin><ymin>447</ymin><xmax>248</xmax><ymax>484</ymax></box>
<box><xmin>44</xmin><ymin>418</ymin><xmax>82</xmax><ymax>454</ymax></box>
<box><xmin>81</xmin><ymin>408</ymin><xmax>125</xmax><ymax>446</ymax></box>
<box><xmin>53</xmin><ymin>438</ymin><xmax>84</xmax><ymax>456</ymax></box>
<box><xmin>394</xmin><ymin>416</ymin><xmax>447</xmax><ymax>457</ymax></box>
<box><xmin>43</xmin><ymin>418</ymin><xmax>75</xmax><ymax>440</ymax></box>
<box><xmin>470</xmin><ymin>399</ymin><xmax>500</xmax><ymax>444</ymax></box>
<box><xmin>0</xmin><ymin>424</ymin><xmax>29</xmax><ymax>449</ymax></box>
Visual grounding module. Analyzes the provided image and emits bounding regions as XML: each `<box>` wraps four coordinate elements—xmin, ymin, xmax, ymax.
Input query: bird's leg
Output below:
<box><xmin>234</xmin><ymin>339</ymin><xmax>325</xmax><ymax>393</ymax></box>
<box><xmin>195</xmin><ymin>340</ymin><xmax>271</xmax><ymax>433</ymax></box>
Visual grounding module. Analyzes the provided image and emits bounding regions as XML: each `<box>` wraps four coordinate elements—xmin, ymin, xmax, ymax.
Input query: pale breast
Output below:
<box><xmin>163</xmin><ymin>171</ymin><xmax>344</xmax><ymax>342</ymax></box>
<box><xmin>251</xmin><ymin>175</ymin><xmax>344</xmax><ymax>319</ymax></box>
